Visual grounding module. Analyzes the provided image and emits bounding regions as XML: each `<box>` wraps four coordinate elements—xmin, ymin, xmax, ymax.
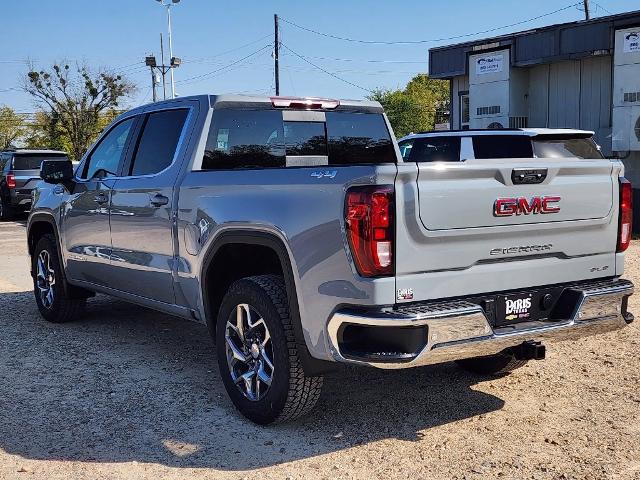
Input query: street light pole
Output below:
<box><xmin>156</xmin><ymin>0</ymin><xmax>180</xmax><ymax>99</ymax></box>
<box><xmin>167</xmin><ymin>4</ymin><xmax>176</xmax><ymax>99</ymax></box>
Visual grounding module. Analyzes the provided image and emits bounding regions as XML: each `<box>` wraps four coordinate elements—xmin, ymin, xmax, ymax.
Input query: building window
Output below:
<box><xmin>624</xmin><ymin>92</ymin><xmax>640</xmax><ymax>103</ymax></box>
<box><xmin>460</xmin><ymin>94</ymin><xmax>470</xmax><ymax>128</ymax></box>
<box><xmin>477</xmin><ymin>105</ymin><xmax>501</xmax><ymax>116</ymax></box>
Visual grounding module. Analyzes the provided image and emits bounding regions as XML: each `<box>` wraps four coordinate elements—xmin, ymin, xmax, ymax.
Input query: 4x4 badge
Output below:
<box><xmin>311</xmin><ymin>170</ymin><xmax>337</xmax><ymax>179</ymax></box>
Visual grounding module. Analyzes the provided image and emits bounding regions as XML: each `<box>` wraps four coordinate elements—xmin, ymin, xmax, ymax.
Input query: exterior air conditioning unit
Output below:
<box><xmin>468</xmin><ymin>50</ymin><xmax>510</xmax><ymax>129</ymax></box>
<box><xmin>467</xmin><ymin>49</ymin><xmax>528</xmax><ymax>130</ymax></box>
<box><xmin>612</xmin><ymin>28</ymin><xmax>640</xmax><ymax>152</ymax></box>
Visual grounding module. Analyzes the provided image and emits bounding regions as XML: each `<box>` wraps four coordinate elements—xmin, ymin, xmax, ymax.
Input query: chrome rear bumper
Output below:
<box><xmin>327</xmin><ymin>279</ymin><xmax>634</xmax><ymax>369</ymax></box>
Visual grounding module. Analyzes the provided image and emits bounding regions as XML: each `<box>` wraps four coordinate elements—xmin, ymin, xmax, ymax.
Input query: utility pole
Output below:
<box><xmin>160</xmin><ymin>33</ymin><xmax>167</xmax><ymax>100</ymax></box>
<box><xmin>274</xmin><ymin>13</ymin><xmax>280</xmax><ymax>96</ymax></box>
<box><xmin>145</xmin><ymin>55</ymin><xmax>159</xmax><ymax>102</ymax></box>
<box><xmin>583</xmin><ymin>0</ymin><xmax>591</xmax><ymax>20</ymax></box>
<box><xmin>144</xmin><ymin>33</ymin><xmax>178</xmax><ymax>103</ymax></box>
<box><xmin>148</xmin><ymin>63</ymin><xmax>157</xmax><ymax>102</ymax></box>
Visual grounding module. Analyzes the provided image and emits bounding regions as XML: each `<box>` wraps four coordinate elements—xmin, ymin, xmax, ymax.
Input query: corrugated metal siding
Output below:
<box><xmin>429</xmin><ymin>47</ymin><xmax>466</xmax><ymax>78</ymax></box>
<box><xmin>560</xmin><ymin>23</ymin><xmax>611</xmax><ymax>55</ymax></box>
<box><xmin>515</xmin><ymin>31</ymin><xmax>556</xmax><ymax>64</ymax></box>
<box><xmin>428</xmin><ymin>10</ymin><xmax>640</xmax><ymax>78</ymax></box>
<box><xmin>580</xmin><ymin>56</ymin><xmax>612</xmax><ymax>153</ymax></box>
<box><xmin>548</xmin><ymin>60</ymin><xmax>581</xmax><ymax>128</ymax></box>
<box><xmin>528</xmin><ymin>65</ymin><xmax>549</xmax><ymax>126</ymax></box>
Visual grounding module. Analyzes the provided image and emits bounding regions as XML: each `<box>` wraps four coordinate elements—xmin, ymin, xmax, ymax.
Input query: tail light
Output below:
<box><xmin>6</xmin><ymin>173</ymin><xmax>16</xmax><ymax>189</ymax></box>
<box><xmin>618</xmin><ymin>177</ymin><xmax>633</xmax><ymax>252</ymax></box>
<box><xmin>345</xmin><ymin>186</ymin><xmax>394</xmax><ymax>277</ymax></box>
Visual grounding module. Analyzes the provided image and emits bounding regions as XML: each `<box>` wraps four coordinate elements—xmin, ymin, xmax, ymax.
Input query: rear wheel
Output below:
<box><xmin>456</xmin><ymin>353</ymin><xmax>528</xmax><ymax>376</ymax></box>
<box><xmin>0</xmin><ymin>196</ymin><xmax>13</xmax><ymax>221</ymax></box>
<box><xmin>32</xmin><ymin>234</ymin><xmax>85</xmax><ymax>323</ymax></box>
<box><xmin>215</xmin><ymin>275</ymin><xmax>323</xmax><ymax>424</ymax></box>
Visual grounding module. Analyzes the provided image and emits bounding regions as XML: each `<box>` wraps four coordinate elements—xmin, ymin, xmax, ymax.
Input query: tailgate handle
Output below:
<box><xmin>512</xmin><ymin>168</ymin><xmax>547</xmax><ymax>185</ymax></box>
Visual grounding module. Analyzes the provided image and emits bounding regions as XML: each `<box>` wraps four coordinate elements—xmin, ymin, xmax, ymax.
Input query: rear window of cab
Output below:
<box><xmin>12</xmin><ymin>153</ymin><xmax>69</xmax><ymax>170</ymax></box>
<box><xmin>201</xmin><ymin>109</ymin><xmax>396</xmax><ymax>170</ymax></box>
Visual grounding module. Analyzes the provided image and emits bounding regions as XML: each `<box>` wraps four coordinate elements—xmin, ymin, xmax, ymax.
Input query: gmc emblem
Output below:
<box><xmin>494</xmin><ymin>196</ymin><xmax>561</xmax><ymax>217</ymax></box>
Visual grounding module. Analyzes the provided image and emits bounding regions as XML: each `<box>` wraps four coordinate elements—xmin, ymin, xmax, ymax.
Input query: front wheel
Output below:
<box><xmin>215</xmin><ymin>275</ymin><xmax>323</xmax><ymax>424</ymax></box>
<box><xmin>32</xmin><ymin>234</ymin><xmax>85</xmax><ymax>323</ymax></box>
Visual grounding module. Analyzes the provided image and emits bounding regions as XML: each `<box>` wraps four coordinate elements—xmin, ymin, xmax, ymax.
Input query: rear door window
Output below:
<box><xmin>326</xmin><ymin>112</ymin><xmax>395</xmax><ymax>165</ymax></box>
<box><xmin>129</xmin><ymin>109</ymin><xmax>189</xmax><ymax>176</ymax></box>
<box><xmin>532</xmin><ymin>137</ymin><xmax>603</xmax><ymax>159</ymax></box>
<box><xmin>202</xmin><ymin>110</ymin><xmax>285</xmax><ymax>170</ymax></box>
<box><xmin>472</xmin><ymin>135</ymin><xmax>533</xmax><ymax>159</ymax></box>
<box><xmin>12</xmin><ymin>153</ymin><xmax>68</xmax><ymax>170</ymax></box>
<box><xmin>409</xmin><ymin>137</ymin><xmax>460</xmax><ymax>162</ymax></box>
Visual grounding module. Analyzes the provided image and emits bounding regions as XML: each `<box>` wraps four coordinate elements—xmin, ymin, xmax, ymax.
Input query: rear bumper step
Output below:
<box><xmin>327</xmin><ymin>279</ymin><xmax>634</xmax><ymax>369</ymax></box>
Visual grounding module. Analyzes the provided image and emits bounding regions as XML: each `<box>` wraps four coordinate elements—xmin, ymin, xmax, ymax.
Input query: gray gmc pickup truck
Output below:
<box><xmin>27</xmin><ymin>94</ymin><xmax>634</xmax><ymax>424</ymax></box>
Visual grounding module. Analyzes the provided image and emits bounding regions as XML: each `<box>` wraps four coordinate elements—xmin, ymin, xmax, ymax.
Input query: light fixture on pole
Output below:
<box><xmin>155</xmin><ymin>0</ymin><xmax>180</xmax><ymax>99</ymax></box>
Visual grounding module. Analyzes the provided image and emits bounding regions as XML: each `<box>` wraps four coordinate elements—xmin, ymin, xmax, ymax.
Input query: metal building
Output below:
<box><xmin>428</xmin><ymin>10</ymin><xmax>640</xmax><ymax>224</ymax></box>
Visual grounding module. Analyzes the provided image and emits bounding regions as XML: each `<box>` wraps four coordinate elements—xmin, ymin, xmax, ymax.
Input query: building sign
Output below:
<box><xmin>475</xmin><ymin>54</ymin><xmax>504</xmax><ymax>75</ymax></box>
<box><xmin>624</xmin><ymin>31</ymin><xmax>640</xmax><ymax>53</ymax></box>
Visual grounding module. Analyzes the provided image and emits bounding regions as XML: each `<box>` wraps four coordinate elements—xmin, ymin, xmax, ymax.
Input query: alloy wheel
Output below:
<box><xmin>36</xmin><ymin>250</ymin><xmax>56</xmax><ymax>309</ymax></box>
<box><xmin>225</xmin><ymin>303</ymin><xmax>274</xmax><ymax>401</ymax></box>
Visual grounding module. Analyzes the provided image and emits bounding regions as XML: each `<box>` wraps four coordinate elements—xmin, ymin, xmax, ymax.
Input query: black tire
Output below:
<box><xmin>0</xmin><ymin>196</ymin><xmax>13</xmax><ymax>221</ymax></box>
<box><xmin>32</xmin><ymin>234</ymin><xmax>85</xmax><ymax>323</ymax></box>
<box><xmin>456</xmin><ymin>353</ymin><xmax>528</xmax><ymax>376</ymax></box>
<box><xmin>215</xmin><ymin>274</ymin><xmax>323</xmax><ymax>424</ymax></box>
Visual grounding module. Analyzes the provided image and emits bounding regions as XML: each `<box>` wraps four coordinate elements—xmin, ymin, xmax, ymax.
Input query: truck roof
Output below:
<box><xmin>130</xmin><ymin>94</ymin><xmax>384</xmax><ymax>114</ymax></box>
<box><xmin>400</xmin><ymin>128</ymin><xmax>595</xmax><ymax>141</ymax></box>
<box><xmin>2</xmin><ymin>149</ymin><xmax>68</xmax><ymax>155</ymax></box>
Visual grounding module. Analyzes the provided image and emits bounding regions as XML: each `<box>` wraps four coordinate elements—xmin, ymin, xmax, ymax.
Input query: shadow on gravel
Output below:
<box><xmin>0</xmin><ymin>291</ymin><xmax>505</xmax><ymax>471</ymax></box>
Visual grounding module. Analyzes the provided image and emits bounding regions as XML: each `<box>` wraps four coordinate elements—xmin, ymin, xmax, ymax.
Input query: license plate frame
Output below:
<box><xmin>495</xmin><ymin>291</ymin><xmax>544</xmax><ymax>326</ymax></box>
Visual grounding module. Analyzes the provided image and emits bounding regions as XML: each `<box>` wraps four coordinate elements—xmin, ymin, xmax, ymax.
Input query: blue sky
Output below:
<box><xmin>1</xmin><ymin>0</ymin><xmax>638</xmax><ymax>113</ymax></box>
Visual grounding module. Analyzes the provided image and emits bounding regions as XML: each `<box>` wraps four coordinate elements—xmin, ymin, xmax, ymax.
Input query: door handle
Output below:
<box><xmin>94</xmin><ymin>193</ymin><xmax>109</xmax><ymax>205</ymax></box>
<box><xmin>150</xmin><ymin>194</ymin><xmax>169</xmax><ymax>207</ymax></box>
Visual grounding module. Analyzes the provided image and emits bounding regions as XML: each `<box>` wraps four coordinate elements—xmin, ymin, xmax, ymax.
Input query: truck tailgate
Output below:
<box><xmin>418</xmin><ymin>159</ymin><xmax>613</xmax><ymax>230</ymax></box>
<box><xmin>394</xmin><ymin>159</ymin><xmax>622</xmax><ymax>303</ymax></box>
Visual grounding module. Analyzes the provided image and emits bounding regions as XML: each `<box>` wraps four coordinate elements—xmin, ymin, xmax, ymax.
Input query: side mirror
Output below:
<box><xmin>40</xmin><ymin>160</ymin><xmax>74</xmax><ymax>184</ymax></box>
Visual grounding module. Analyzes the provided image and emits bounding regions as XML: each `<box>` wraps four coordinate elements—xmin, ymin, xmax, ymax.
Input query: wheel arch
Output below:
<box><xmin>27</xmin><ymin>213</ymin><xmax>59</xmax><ymax>257</ymax></box>
<box><xmin>27</xmin><ymin>213</ymin><xmax>92</xmax><ymax>299</ymax></box>
<box><xmin>200</xmin><ymin>229</ymin><xmax>336</xmax><ymax>375</ymax></box>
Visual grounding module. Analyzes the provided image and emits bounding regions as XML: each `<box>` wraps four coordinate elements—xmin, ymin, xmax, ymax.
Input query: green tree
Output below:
<box><xmin>23</xmin><ymin>111</ymin><xmax>66</xmax><ymax>151</ymax></box>
<box><xmin>24</xmin><ymin>63</ymin><xmax>135</xmax><ymax>160</ymax></box>
<box><xmin>0</xmin><ymin>106</ymin><xmax>27</xmax><ymax>150</ymax></box>
<box><xmin>369</xmin><ymin>74</ymin><xmax>450</xmax><ymax>137</ymax></box>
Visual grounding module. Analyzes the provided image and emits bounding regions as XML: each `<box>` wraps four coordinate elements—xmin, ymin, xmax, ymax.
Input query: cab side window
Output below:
<box><xmin>410</xmin><ymin>137</ymin><xmax>461</xmax><ymax>162</ymax></box>
<box><xmin>398</xmin><ymin>140</ymin><xmax>414</xmax><ymax>160</ymax></box>
<box><xmin>81</xmin><ymin>118</ymin><xmax>135</xmax><ymax>180</ymax></box>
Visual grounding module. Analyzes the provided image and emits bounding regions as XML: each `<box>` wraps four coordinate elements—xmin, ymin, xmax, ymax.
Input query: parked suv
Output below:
<box><xmin>0</xmin><ymin>149</ymin><xmax>69</xmax><ymax>220</ymax></box>
<box><xmin>27</xmin><ymin>96</ymin><xmax>634</xmax><ymax>424</ymax></box>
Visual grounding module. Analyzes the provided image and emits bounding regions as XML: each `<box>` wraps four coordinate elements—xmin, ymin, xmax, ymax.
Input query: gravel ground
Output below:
<box><xmin>0</xmin><ymin>218</ymin><xmax>639</xmax><ymax>480</ymax></box>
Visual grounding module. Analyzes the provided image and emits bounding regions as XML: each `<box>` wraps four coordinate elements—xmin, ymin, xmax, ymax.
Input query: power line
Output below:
<box><xmin>280</xmin><ymin>43</ymin><xmax>372</xmax><ymax>93</ymax></box>
<box><xmin>289</xmin><ymin>55</ymin><xmax>427</xmax><ymax>65</ymax></box>
<box><xmin>280</xmin><ymin>3</ymin><xmax>582</xmax><ymax>45</ymax></box>
<box><xmin>181</xmin><ymin>33</ymin><xmax>272</xmax><ymax>63</ymax></box>
<box><xmin>593</xmin><ymin>2</ymin><xmax>613</xmax><ymax>15</ymax></box>
<box><xmin>176</xmin><ymin>44</ymin><xmax>273</xmax><ymax>85</ymax></box>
